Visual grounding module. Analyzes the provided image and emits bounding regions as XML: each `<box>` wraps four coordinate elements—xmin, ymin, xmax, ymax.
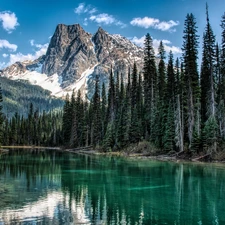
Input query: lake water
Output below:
<box><xmin>0</xmin><ymin>149</ymin><xmax>225</xmax><ymax>224</ymax></box>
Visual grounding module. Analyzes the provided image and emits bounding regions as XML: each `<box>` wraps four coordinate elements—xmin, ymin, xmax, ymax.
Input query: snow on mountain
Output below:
<box><xmin>1</xmin><ymin>61</ymin><xmax>100</xmax><ymax>98</ymax></box>
<box><xmin>1</xmin><ymin>24</ymin><xmax>144</xmax><ymax>99</ymax></box>
<box><xmin>63</xmin><ymin>63</ymin><xmax>99</xmax><ymax>97</ymax></box>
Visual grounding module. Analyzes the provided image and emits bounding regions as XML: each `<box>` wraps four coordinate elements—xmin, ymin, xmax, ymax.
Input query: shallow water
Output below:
<box><xmin>0</xmin><ymin>149</ymin><xmax>225</xmax><ymax>224</ymax></box>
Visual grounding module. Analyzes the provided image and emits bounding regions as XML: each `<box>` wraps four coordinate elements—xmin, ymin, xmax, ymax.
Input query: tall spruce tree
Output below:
<box><xmin>92</xmin><ymin>76</ymin><xmax>101</xmax><ymax>146</ymax></box>
<box><xmin>158</xmin><ymin>41</ymin><xmax>166</xmax><ymax>102</ymax></box>
<box><xmin>174</xmin><ymin>58</ymin><xmax>184</xmax><ymax>152</ymax></box>
<box><xmin>218</xmin><ymin>13</ymin><xmax>225</xmax><ymax>140</ymax></box>
<box><xmin>182</xmin><ymin>13</ymin><xmax>200</xmax><ymax>150</ymax></box>
<box><xmin>163</xmin><ymin>52</ymin><xmax>176</xmax><ymax>151</ymax></box>
<box><xmin>0</xmin><ymin>84</ymin><xmax>3</xmax><ymax>145</ymax></box>
<box><xmin>129</xmin><ymin>62</ymin><xmax>141</xmax><ymax>143</ymax></box>
<box><xmin>155</xmin><ymin>41</ymin><xmax>167</xmax><ymax>149</ymax></box>
<box><xmin>220</xmin><ymin>12</ymin><xmax>225</xmax><ymax>102</ymax></box>
<box><xmin>101</xmin><ymin>82</ymin><xmax>107</xmax><ymax>139</ymax></box>
<box><xmin>62</xmin><ymin>94</ymin><xmax>71</xmax><ymax>145</ymax></box>
<box><xmin>201</xmin><ymin>4</ymin><xmax>218</xmax><ymax>152</ymax></box>
<box><xmin>166</xmin><ymin>51</ymin><xmax>176</xmax><ymax>104</ymax></box>
<box><xmin>107</xmin><ymin>68</ymin><xmax>115</xmax><ymax>122</ymax></box>
<box><xmin>70</xmin><ymin>91</ymin><xmax>78</xmax><ymax>147</ymax></box>
<box><xmin>143</xmin><ymin>33</ymin><xmax>157</xmax><ymax>139</ymax></box>
<box><xmin>131</xmin><ymin>62</ymin><xmax>138</xmax><ymax>109</ymax></box>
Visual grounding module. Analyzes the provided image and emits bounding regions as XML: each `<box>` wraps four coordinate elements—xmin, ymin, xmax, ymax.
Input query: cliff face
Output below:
<box><xmin>1</xmin><ymin>24</ymin><xmax>144</xmax><ymax>98</ymax></box>
<box><xmin>42</xmin><ymin>24</ymin><xmax>98</xmax><ymax>88</ymax></box>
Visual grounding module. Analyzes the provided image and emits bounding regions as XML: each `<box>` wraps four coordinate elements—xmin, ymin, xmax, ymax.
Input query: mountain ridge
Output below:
<box><xmin>0</xmin><ymin>24</ymin><xmax>144</xmax><ymax>98</ymax></box>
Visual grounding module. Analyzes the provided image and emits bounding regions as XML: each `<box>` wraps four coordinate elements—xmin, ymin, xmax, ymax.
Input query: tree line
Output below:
<box><xmin>0</xmin><ymin>101</ymin><xmax>62</xmax><ymax>146</ymax></box>
<box><xmin>1</xmin><ymin>6</ymin><xmax>225</xmax><ymax>154</ymax></box>
<box><xmin>62</xmin><ymin>7</ymin><xmax>225</xmax><ymax>154</ymax></box>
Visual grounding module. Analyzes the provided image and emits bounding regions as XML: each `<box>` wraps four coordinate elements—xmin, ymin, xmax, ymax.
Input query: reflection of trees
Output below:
<box><xmin>174</xmin><ymin>163</ymin><xmax>225</xmax><ymax>224</ymax></box>
<box><xmin>1</xmin><ymin>151</ymin><xmax>225</xmax><ymax>224</ymax></box>
<box><xmin>61</xmin><ymin>156</ymin><xmax>225</xmax><ymax>224</ymax></box>
<box><xmin>0</xmin><ymin>149</ymin><xmax>61</xmax><ymax>209</ymax></box>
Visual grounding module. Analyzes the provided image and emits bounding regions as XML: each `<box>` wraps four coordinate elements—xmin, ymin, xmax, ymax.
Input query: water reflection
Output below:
<box><xmin>0</xmin><ymin>150</ymin><xmax>225</xmax><ymax>224</ymax></box>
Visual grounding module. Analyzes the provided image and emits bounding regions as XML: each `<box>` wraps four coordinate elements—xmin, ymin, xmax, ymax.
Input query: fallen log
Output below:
<box><xmin>67</xmin><ymin>146</ymin><xmax>93</xmax><ymax>152</ymax></box>
<box><xmin>192</xmin><ymin>153</ymin><xmax>211</xmax><ymax>162</ymax></box>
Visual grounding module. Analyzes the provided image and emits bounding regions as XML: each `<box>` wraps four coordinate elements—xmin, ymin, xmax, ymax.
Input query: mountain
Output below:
<box><xmin>1</xmin><ymin>24</ymin><xmax>144</xmax><ymax>98</ymax></box>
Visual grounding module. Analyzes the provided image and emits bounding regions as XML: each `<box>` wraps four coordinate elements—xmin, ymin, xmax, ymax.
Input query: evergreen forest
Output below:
<box><xmin>1</xmin><ymin>7</ymin><xmax>225</xmax><ymax>157</ymax></box>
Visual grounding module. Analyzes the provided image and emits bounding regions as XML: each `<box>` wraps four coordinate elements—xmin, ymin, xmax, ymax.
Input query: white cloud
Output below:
<box><xmin>130</xmin><ymin>17</ymin><xmax>159</xmax><ymax>29</ymax></box>
<box><xmin>0</xmin><ymin>11</ymin><xmax>19</xmax><ymax>33</ymax></box>
<box><xmin>130</xmin><ymin>36</ymin><xmax>182</xmax><ymax>55</ymax></box>
<box><xmin>155</xmin><ymin>20</ymin><xmax>179</xmax><ymax>32</ymax></box>
<box><xmin>74</xmin><ymin>3</ymin><xmax>97</xmax><ymax>15</ymax></box>
<box><xmin>130</xmin><ymin>16</ymin><xmax>179</xmax><ymax>32</ymax></box>
<box><xmin>74</xmin><ymin>3</ymin><xmax>125</xmax><ymax>28</ymax></box>
<box><xmin>90</xmin><ymin>13</ymin><xmax>115</xmax><ymax>25</ymax></box>
<box><xmin>74</xmin><ymin>3</ymin><xmax>86</xmax><ymax>14</ymax></box>
<box><xmin>88</xmin><ymin>8</ymin><xmax>97</xmax><ymax>14</ymax></box>
<box><xmin>90</xmin><ymin>13</ymin><xmax>126</xmax><ymax>28</ymax></box>
<box><xmin>2</xmin><ymin>53</ymin><xmax>8</xmax><ymax>58</ymax></box>
<box><xmin>8</xmin><ymin>42</ymin><xmax>48</xmax><ymax>65</ymax></box>
<box><xmin>0</xmin><ymin>39</ymin><xmax>17</xmax><ymax>51</ymax></box>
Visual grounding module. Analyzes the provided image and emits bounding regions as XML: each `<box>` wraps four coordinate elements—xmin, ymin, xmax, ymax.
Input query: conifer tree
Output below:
<box><xmin>143</xmin><ymin>33</ymin><xmax>157</xmax><ymax>138</ymax></box>
<box><xmin>107</xmin><ymin>68</ymin><xmax>115</xmax><ymax>122</ymax></box>
<box><xmin>137</xmin><ymin>73</ymin><xmax>144</xmax><ymax>138</ymax></box>
<box><xmin>131</xmin><ymin>62</ymin><xmax>138</xmax><ymax>109</ymax></box>
<box><xmin>155</xmin><ymin>41</ymin><xmax>167</xmax><ymax>149</ymax></box>
<box><xmin>182</xmin><ymin>13</ymin><xmax>200</xmax><ymax>150</ymax></box>
<box><xmin>158</xmin><ymin>41</ymin><xmax>166</xmax><ymax>102</ymax></box>
<box><xmin>174</xmin><ymin>58</ymin><xmax>184</xmax><ymax>152</ymax></box>
<box><xmin>0</xmin><ymin>84</ymin><xmax>3</xmax><ymax>145</ymax></box>
<box><xmin>70</xmin><ymin>91</ymin><xmax>78</xmax><ymax>147</ymax></box>
<box><xmin>129</xmin><ymin>63</ymin><xmax>141</xmax><ymax>143</ymax></box>
<box><xmin>201</xmin><ymin>4</ymin><xmax>218</xmax><ymax>152</ymax></box>
<box><xmin>218</xmin><ymin>13</ymin><xmax>225</xmax><ymax>140</ymax></box>
<box><xmin>163</xmin><ymin>52</ymin><xmax>176</xmax><ymax>151</ymax></box>
<box><xmin>92</xmin><ymin>76</ymin><xmax>101</xmax><ymax>146</ymax></box>
<box><xmin>166</xmin><ymin>51</ymin><xmax>176</xmax><ymax>104</ymax></box>
<box><xmin>163</xmin><ymin>102</ymin><xmax>175</xmax><ymax>151</ymax></box>
<box><xmin>120</xmin><ymin>73</ymin><xmax>125</xmax><ymax>104</ymax></box>
<box><xmin>28</xmin><ymin>103</ymin><xmax>34</xmax><ymax>145</ymax></box>
<box><xmin>115</xmin><ymin>72</ymin><xmax>120</xmax><ymax>114</ymax></box>
<box><xmin>220</xmin><ymin>12</ymin><xmax>225</xmax><ymax>102</ymax></box>
<box><xmin>101</xmin><ymin>82</ymin><xmax>107</xmax><ymax>139</ymax></box>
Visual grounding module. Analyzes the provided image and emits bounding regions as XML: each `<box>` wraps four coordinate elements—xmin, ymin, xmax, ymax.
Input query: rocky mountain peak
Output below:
<box><xmin>1</xmin><ymin>55</ymin><xmax>45</xmax><ymax>77</ymax></box>
<box><xmin>2</xmin><ymin>23</ymin><xmax>144</xmax><ymax>99</ymax></box>
<box><xmin>93</xmin><ymin>27</ymin><xmax>110</xmax><ymax>42</ymax></box>
<box><xmin>42</xmin><ymin>23</ymin><xmax>97</xmax><ymax>87</ymax></box>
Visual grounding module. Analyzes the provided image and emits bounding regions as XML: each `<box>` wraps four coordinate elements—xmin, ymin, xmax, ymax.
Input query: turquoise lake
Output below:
<box><xmin>0</xmin><ymin>149</ymin><xmax>225</xmax><ymax>224</ymax></box>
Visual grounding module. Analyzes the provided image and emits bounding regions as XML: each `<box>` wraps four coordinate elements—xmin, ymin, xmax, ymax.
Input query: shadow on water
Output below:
<box><xmin>0</xmin><ymin>149</ymin><xmax>225</xmax><ymax>224</ymax></box>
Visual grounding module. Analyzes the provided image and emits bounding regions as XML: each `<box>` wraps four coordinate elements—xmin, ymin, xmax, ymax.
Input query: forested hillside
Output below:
<box><xmin>0</xmin><ymin>77</ymin><xmax>63</xmax><ymax>117</ymax></box>
<box><xmin>1</xmin><ymin>6</ymin><xmax>225</xmax><ymax>158</ymax></box>
<box><xmin>61</xmin><ymin>7</ymin><xmax>225</xmax><ymax>156</ymax></box>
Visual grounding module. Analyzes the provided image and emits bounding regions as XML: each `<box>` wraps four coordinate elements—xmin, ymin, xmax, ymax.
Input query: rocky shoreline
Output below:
<box><xmin>64</xmin><ymin>147</ymin><xmax>225</xmax><ymax>164</ymax></box>
<box><xmin>1</xmin><ymin>146</ymin><xmax>225</xmax><ymax>164</ymax></box>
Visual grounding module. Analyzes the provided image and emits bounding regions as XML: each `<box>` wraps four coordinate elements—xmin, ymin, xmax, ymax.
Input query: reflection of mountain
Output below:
<box><xmin>0</xmin><ymin>150</ymin><xmax>62</xmax><ymax>210</ymax></box>
<box><xmin>1</xmin><ymin>150</ymin><xmax>225</xmax><ymax>224</ymax></box>
<box><xmin>0</xmin><ymin>191</ymin><xmax>90</xmax><ymax>224</ymax></box>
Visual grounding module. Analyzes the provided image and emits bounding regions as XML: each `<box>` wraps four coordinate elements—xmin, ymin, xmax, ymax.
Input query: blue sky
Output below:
<box><xmin>0</xmin><ymin>0</ymin><xmax>225</xmax><ymax>69</ymax></box>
